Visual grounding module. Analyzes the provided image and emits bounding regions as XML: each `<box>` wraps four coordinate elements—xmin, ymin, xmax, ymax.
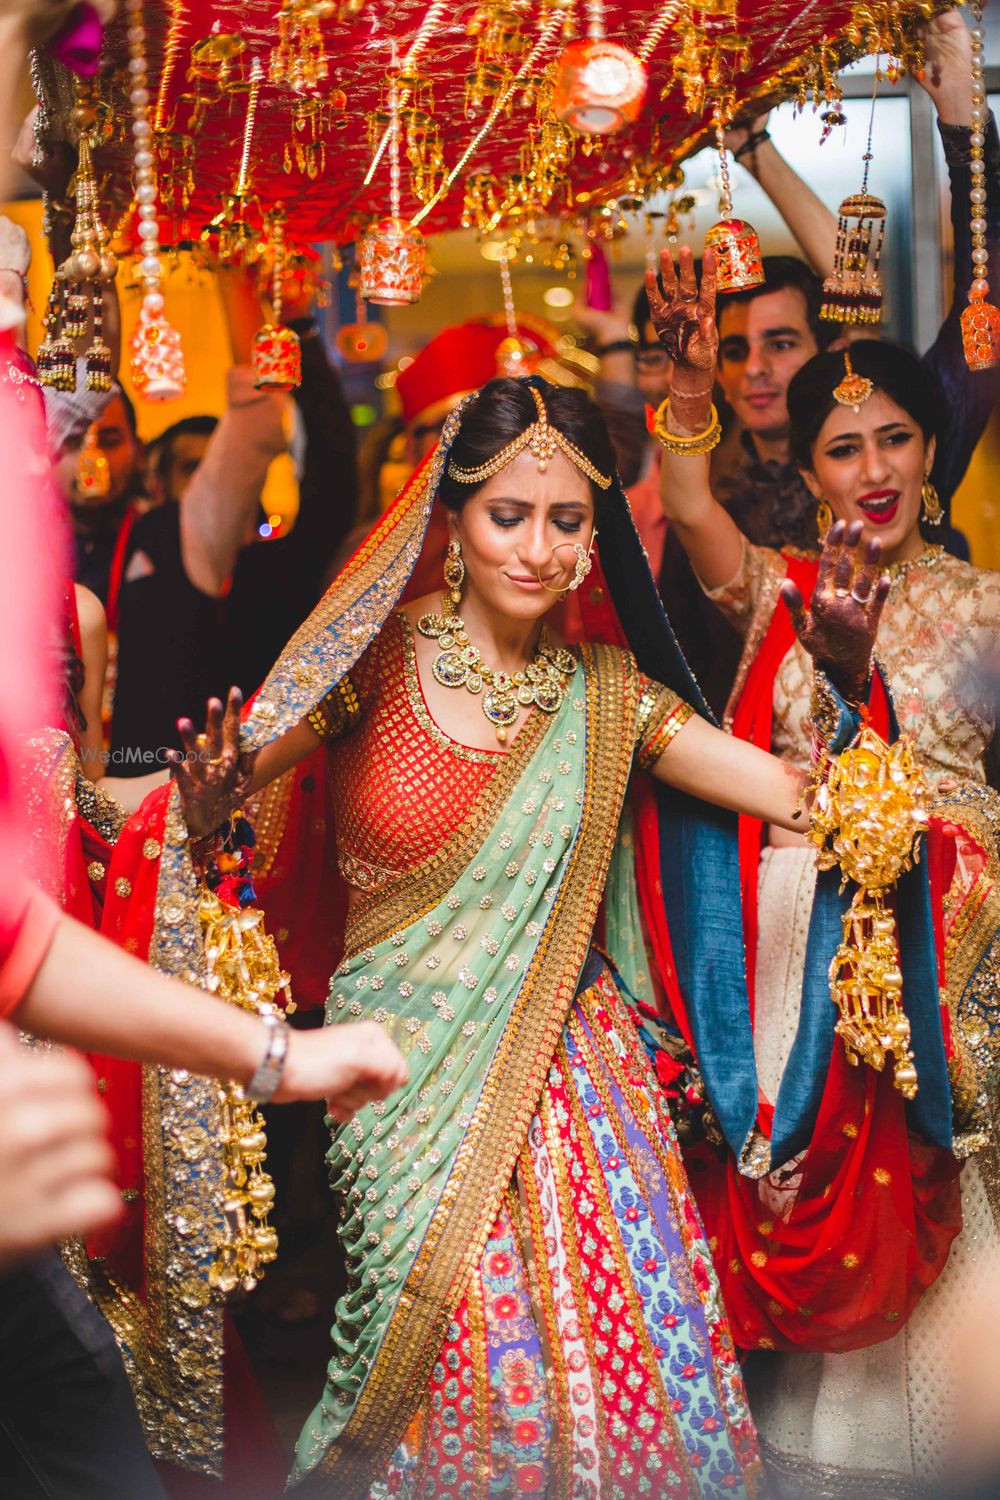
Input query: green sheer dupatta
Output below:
<box><xmin>293</xmin><ymin>642</ymin><xmax>640</xmax><ymax>1493</ymax></box>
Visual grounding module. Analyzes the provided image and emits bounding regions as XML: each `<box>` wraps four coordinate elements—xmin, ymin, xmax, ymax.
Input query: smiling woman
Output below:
<box><xmin>652</xmin><ymin>244</ymin><xmax>1000</xmax><ymax>1496</ymax></box>
<box><xmin>788</xmin><ymin>340</ymin><xmax>940</xmax><ymax>563</ymax></box>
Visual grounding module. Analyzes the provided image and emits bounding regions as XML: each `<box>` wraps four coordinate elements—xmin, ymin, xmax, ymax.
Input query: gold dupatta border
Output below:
<box><xmin>139</xmin><ymin>791</ymin><xmax>227</xmax><ymax>1474</ymax></box>
<box><xmin>311</xmin><ymin>643</ymin><xmax>639</xmax><ymax>1493</ymax></box>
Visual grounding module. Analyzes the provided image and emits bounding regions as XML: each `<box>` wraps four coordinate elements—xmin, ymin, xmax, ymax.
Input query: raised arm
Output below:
<box><xmin>647</xmin><ymin>246</ymin><xmax>746</xmax><ymax>590</ymax></box>
<box><xmin>727</xmin><ymin>113</ymin><xmax>838</xmax><ymax>279</ymax></box>
<box><xmin>179</xmin><ymin>268</ymin><xmax>290</xmax><ymax>596</ymax></box>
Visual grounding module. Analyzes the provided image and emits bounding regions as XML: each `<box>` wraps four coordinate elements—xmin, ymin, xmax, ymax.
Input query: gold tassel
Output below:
<box><xmin>198</xmin><ymin>887</ymin><xmax>293</xmax><ymax>1293</ymax></box>
<box><xmin>808</xmin><ymin>725</ymin><xmax>929</xmax><ymax>1099</ymax></box>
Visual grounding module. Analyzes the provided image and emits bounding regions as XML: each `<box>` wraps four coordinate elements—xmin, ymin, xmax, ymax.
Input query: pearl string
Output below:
<box><xmin>969</xmin><ymin>4</ymin><xmax>989</xmax><ymax>297</ymax></box>
<box><xmin>125</xmin><ymin>0</ymin><xmax>162</xmax><ymax>321</ymax></box>
<box><xmin>125</xmin><ymin>0</ymin><xmax>186</xmax><ymax>399</ymax></box>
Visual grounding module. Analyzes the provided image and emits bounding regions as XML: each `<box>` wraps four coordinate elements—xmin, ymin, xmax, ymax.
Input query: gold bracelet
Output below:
<box><xmin>651</xmin><ymin>397</ymin><xmax>722</xmax><ymax>456</ymax></box>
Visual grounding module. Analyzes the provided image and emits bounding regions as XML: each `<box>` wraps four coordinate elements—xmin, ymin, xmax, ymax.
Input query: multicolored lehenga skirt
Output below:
<box><xmin>374</xmin><ymin>964</ymin><xmax>763</xmax><ymax>1499</ymax></box>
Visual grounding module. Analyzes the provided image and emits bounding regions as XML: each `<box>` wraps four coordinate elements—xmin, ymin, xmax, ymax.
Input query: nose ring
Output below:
<box><xmin>534</xmin><ymin>530</ymin><xmax>597</xmax><ymax>595</ymax></box>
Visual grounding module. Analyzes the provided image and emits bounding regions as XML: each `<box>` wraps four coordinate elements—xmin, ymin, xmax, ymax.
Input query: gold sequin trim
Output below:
<box><xmin>636</xmin><ymin>692</ymin><xmax>694</xmax><ymax>771</ymax></box>
<box><xmin>307</xmin><ymin>675</ymin><xmax>364</xmax><ymax>744</ymax></box>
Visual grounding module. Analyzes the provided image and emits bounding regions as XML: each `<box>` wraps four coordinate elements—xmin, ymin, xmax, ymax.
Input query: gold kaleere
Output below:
<box><xmin>808</xmin><ymin>724</ymin><xmax>930</xmax><ymax>1099</ymax></box>
<box><xmin>821</xmin><ymin>66</ymin><xmax>886</xmax><ymax>325</ymax></box>
<box><xmin>198</xmin><ymin>883</ymin><xmax>295</xmax><ymax>1295</ymax></box>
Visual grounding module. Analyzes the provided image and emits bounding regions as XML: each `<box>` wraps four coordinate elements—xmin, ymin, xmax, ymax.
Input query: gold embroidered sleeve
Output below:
<box><xmin>700</xmin><ymin>536</ymin><xmax>781</xmax><ymax>639</ymax></box>
<box><xmin>306</xmin><ymin>675</ymin><xmax>364</xmax><ymax>744</ymax></box>
<box><xmin>635</xmin><ymin>677</ymin><xmax>695</xmax><ymax>770</ymax></box>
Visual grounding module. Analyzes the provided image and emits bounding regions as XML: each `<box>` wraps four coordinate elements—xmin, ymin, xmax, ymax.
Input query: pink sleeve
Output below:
<box><xmin>0</xmin><ymin>889</ymin><xmax>60</xmax><ymax>1020</ymax></box>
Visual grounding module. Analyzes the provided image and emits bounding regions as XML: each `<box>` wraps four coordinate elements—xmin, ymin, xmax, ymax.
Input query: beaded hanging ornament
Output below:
<box><xmin>704</xmin><ymin>102</ymin><xmax>765</xmax><ymax>292</ymax></box>
<box><xmin>821</xmin><ymin>67</ymin><xmax>886</xmax><ymax>325</ymax></box>
<box><xmin>37</xmin><ymin>101</ymin><xmax>117</xmax><ymax>395</ymax></box>
<box><xmin>358</xmin><ymin>69</ymin><xmax>426</xmax><ymax>306</ymax></box>
<box><xmin>252</xmin><ymin>207</ymin><xmax>302</xmax><ymax>391</ymax></box>
<box><xmin>124</xmin><ymin>0</ymin><xmax>186</xmax><ymax>402</ymax></box>
<box><xmin>961</xmin><ymin>3</ymin><xmax>1000</xmax><ymax>371</ymax></box>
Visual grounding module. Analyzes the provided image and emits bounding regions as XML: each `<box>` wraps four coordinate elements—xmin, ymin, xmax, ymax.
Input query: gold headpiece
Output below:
<box><xmin>832</xmin><ymin>348</ymin><xmax>874</xmax><ymax>412</ymax></box>
<box><xmin>447</xmin><ymin>383</ymin><xmax>613</xmax><ymax>490</ymax></box>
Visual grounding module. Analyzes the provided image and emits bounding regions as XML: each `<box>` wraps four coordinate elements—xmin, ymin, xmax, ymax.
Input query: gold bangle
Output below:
<box><xmin>651</xmin><ymin>398</ymin><xmax>722</xmax><ymax>456</ymax></box>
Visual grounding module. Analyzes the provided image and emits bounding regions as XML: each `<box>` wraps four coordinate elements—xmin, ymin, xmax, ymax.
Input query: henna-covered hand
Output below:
<box><xmin>644</xmin><ymin>245</ymin><xmax>719</xmax><ymax>377</ymax></box>
<box><xmin>781</xmin><ymin>520</ymin><xmax>890</xmax><ymax>702</ymax></box>
<box><xmin>166</xmin><ymin>687</ymin><xmax>257</xmax><ymax>838</ymax></box>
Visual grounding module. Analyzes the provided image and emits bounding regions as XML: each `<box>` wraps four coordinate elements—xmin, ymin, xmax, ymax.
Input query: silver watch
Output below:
<box><xmin>248</xmin><ymin>1011</ymin><xmax>290</xmax><ymax>1103</ymax></box>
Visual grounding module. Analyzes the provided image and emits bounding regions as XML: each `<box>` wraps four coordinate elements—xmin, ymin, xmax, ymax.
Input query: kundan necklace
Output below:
<box><xmin>416</xmin><ymin>597</ymin><xmax>576</xmax><ymax>744</ymax></box>
<box><xmin>885</xmin><ymin>544</ymin><xmax>946</xmax><ymax>582</ymax></box>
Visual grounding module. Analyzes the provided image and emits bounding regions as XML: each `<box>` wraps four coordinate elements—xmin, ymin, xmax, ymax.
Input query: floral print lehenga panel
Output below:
<box><xmin>376</xmin><ymin>968</ymin><xmax>762</xmax><ymax>1500</ymax></box>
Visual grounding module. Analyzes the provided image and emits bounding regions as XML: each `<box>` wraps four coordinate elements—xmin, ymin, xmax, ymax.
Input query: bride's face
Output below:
<box><xmin>450</xmin><ymin>447</ymin><xmax>596</xmax><ymax>623</ymax></box>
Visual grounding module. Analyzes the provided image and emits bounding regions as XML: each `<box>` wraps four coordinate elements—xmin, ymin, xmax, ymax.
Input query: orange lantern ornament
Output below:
<box><xmin>705</xmin><ymin>104</ymin><xmax>764</xmax><ymax>292</ymax></box>
<box><xmin>335</xmin><ymin>320</ymin><xmax>389</xmax><ymax>362</ymax></box>
<box><xmin>551</xmin><ymin>35</ymin><xmax>648</xmax><ymax>136</ymax></box>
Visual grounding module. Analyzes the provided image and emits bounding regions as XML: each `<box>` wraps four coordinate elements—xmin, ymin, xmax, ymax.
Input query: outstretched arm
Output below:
<box><xmin>16</xmin><ymin>909</ymin><xmax>407</xmax><ymax>1117</ymax></box>
<box><xmin>166</xmin><ymin>686</ymin><xmax>323</xmax><ymax>836</ymax></box>
<box><xmin>727</xmin><ymin>113</ymin><xmax>838</xmax><ymax>279</ymax></box>
<box><xmin>647</xmin><ymin>521</ymin><xmax>888</xmax><ymax>830</ymax></box>
<box><xmin>648</xmin><ymin>246</ymin><xmax>746</xmax><ymax>590</ymax></box>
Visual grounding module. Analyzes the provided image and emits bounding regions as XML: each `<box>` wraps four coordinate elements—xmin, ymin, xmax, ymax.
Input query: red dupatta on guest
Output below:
<box><xmin>632</xmin><ymin>553</ymin><xmax>964</xmax><ymax>1355</ymax></box>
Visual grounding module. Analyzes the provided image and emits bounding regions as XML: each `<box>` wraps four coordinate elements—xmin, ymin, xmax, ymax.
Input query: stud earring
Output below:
<box><xmin>921</xmin><ymin>478</ymin><xmax>943</xmax><ymax>527</ymax></box>
<box><xmin>443</xmin><ymin>538</ymin><xmax>465</xmax><ymax>604</ymax></box>
<box><xmin>816</xmin><ymin>498</ymin><xmax>833</xmax><ymax>544</ymax></box>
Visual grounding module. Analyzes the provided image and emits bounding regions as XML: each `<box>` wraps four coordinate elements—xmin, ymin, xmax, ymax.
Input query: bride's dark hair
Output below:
<box><xmin>437</xmin><ymin>377</ymin><xmax>618</xmax><ymax>515</ymax></box>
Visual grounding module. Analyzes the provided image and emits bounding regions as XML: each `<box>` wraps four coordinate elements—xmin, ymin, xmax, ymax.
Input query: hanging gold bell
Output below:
<box><xmin>704</xmin><ymin>216</ymin><xmax>765</xmax><ymax>292</ymax></box>
<box><xmin>252</xmin><ymin>323</ymin><xmax>302</xmax><ymax>391</ymax></box>
<box><xmin>358</xmin><ymin>216</ymin><xmax>426</xmax><ymax>306</ymax></box>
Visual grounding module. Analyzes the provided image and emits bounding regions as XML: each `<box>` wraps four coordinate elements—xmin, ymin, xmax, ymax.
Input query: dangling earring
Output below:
<box><xmin>566</xmin><ymin>531</ymin><xmax>597</xmax><ymax>592</ymax></box>
<box><xmin>921</xmin><ymin>478</ymin><xmax>943</xmax><ymax>527</ymax></box>
<box><xmin>816</xmin><ymin>498</ymin><xmax>833</xmax><ymax>544</ymax></box>
<box><xmin>443</xmin><ymin>538</ymin><xmax>465</xmax><ymax>604</ymax></box>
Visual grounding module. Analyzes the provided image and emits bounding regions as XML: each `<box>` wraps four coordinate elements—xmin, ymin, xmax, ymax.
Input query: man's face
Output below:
<box><xmin>77</xmin><ymin>394</ymin><xmax>140</xmax><ymax>506</ymax></box>
<box><xmin>162</xmin><ymin>432</ymin><xmax>211</xmax><ymax>504</ymax></box>
<box><xmin>716</xmin><ymin>287</ymin><xmax>819</xmax><ymax>443</ymax></box>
